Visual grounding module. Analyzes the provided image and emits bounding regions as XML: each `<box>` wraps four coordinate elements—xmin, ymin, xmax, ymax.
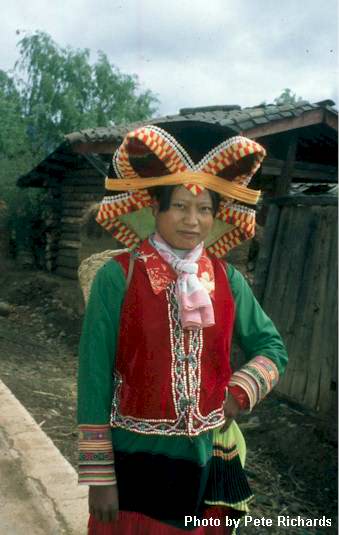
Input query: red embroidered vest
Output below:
<box><xmin>111</xmin><ymin>241</ymin><xmax>235</xmax><ymax>436</ymax></box>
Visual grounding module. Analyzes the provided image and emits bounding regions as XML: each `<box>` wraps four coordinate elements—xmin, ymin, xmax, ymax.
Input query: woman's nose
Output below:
<box><xmin>183</xmin><ymin>208</ymin><xmax>199</xmax><ymax>225</ymax></box>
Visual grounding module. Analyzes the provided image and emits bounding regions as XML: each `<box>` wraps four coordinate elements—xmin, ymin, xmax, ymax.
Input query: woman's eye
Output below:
<box><xmin>172</xmin><ymin>203</ymin><xmax>185</xmax><ymax>209</ymax></box>
<box><xmin>200</xmin><ymin>206</ymin><xmax>213</xmax><ymax>213</ymax></box>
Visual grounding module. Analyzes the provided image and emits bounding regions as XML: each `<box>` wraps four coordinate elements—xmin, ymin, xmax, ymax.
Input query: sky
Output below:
<box><xmin>2</xmin><ymin>0</ymin><xmax>338</xmax><ymax>116</ymax></box>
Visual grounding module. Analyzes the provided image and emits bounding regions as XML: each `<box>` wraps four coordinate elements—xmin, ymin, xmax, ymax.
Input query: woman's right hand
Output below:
<box><xmin>89</xmin><ymin>484</ymin><xmax>119</xmax><ymax>523</ymax></box>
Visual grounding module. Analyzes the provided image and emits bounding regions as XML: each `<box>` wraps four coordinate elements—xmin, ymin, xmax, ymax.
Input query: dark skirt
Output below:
<box><xmin>88</xmin><ymin>424</ymin><xmax>252</xmax><ymax>534</ymax></box>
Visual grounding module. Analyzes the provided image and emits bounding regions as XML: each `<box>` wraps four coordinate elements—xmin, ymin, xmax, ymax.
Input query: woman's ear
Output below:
<box><xmin>152</xmin><ymin>199</ymin><xmax>160</xmax><ymax>217</ymax></box>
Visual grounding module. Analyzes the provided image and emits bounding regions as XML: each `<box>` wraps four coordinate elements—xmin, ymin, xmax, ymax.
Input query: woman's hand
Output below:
<box><xmin>220</xmin><ymin>392</ymin><xmax>241</xmax><ymax>433</ymax></box>
<box><xmin>89</xmin><ymin>484</ymin><xmax>119</xmax><ymax>523</ymax></box>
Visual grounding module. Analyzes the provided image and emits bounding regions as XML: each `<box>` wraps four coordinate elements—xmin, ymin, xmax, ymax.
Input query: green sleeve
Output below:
<box><xmin>77</xmin><ymin>259</ymin><xmax>126</xmax><ymax>425</ymax></box>
<box><xmin>227</xmin><ymin>263</ymin><xmax>288</xmax><ymax>375</ymax></box>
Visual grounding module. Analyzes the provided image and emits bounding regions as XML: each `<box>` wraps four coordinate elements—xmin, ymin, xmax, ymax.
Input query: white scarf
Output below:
<box><xmin>150</xmin><ymin>232</ymin><xmax>215</xmax><ymax>329</ymax></box>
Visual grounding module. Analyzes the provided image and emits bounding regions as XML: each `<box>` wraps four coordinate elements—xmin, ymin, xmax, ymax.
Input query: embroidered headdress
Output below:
<box><xmin>96</xmin><ymin>122</ymin><xmax>266</xmax><ymax>256</ymax></box>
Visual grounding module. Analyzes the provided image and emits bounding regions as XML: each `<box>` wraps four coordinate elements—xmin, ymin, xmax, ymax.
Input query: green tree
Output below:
<box><xmin>14</xmin><ymin>31</ymin><xmax>159</xmax><ymax>158</ymax></box>
<box><xmin>259</xmin><ymin>88</ymin><xmax>304</xmax><ymax>108</ymax></box>
<box><xmin>0</xmin><ymin>31</ymin><xmax>159</xmax><ymax>259</ymax></box>
<box><xmin>0</xmin><ymin>70</ymin><xmax>35</xmax><ymax>181</ymax></box>
<box><xmin>274</xmin><ymin>88</ymin><xmax>303</xmax><ymax>106</ymax></box>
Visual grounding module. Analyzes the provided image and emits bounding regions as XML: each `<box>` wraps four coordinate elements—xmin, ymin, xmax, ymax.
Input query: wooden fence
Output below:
<box><xmin>254</xmin><ymin>195</ymin><xmax>338</xmax><ymax>414</ymax></box>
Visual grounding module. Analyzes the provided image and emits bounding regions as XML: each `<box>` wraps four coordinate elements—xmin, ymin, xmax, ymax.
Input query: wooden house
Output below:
<box><xmin>17</xmin><ymin>100</ymin><xmax>338</xmax><ymax>413</ymax></box>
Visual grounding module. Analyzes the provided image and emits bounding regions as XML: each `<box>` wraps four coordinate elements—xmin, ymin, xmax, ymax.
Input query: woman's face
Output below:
<box><xmin>153</xmin><ymin>186</ymin><xmax>215</xmax><ymax>250</ymax></box>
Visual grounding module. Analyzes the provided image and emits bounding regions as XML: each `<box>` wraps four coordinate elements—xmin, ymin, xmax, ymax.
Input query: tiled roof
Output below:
<box><xmin>17</xmin><ymin>99</ymin><xmax>337</xmax><ymax>188</ymax></box>
<box><xmin>65</xmin><ymin>100</ymin><xmax>337</xmax><ymax>145</ymax></box>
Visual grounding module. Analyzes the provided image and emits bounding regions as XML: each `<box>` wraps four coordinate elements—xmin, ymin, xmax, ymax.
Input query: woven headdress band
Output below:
<box><xmin>105</xmin><ymin>170</ymin><xmax>260</xmax><ymax>205</ymax></box>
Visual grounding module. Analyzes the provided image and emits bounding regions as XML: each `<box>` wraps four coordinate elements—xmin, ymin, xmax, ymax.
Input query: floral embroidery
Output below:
<box><xmin>136</xmin><ymin>239</ymin><xmax>215</xmax><ymax>297</ymax></box>
<box><xmin>199</xmin><ymin>271</ymin><xmax>215</xmax><ymax>294</ymax></box>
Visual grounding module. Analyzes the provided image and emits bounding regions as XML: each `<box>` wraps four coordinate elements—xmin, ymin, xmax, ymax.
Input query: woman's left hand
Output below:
<box><xmin>220</xmin><ymin>392</ymin><xmax>241</xmax><ymax>433</ymax></box>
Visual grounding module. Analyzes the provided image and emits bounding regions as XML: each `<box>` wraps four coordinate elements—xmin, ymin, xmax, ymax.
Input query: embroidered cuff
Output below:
<box><xmin>78</xmin><ymin>424</ymin><xmax>116</xmax><ymax>485</ymax></box>
<box><xmin>229</xmin><ymin>356</ymin><xmax>279</xmax><ymax>411</ymax></box>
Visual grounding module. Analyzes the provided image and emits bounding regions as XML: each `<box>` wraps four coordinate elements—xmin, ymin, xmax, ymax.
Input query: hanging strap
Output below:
<box><xmin>125</xmin><ymin>251</ymin><xmax>136</xmax><ymax>291</ymax></box>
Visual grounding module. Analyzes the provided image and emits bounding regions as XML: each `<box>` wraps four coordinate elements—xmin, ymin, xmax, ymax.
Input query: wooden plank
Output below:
<box><xmin>288</xmin><ymin>207</ymin><xmax>323</xmax><ymax>403</ymax></box>
<box><xmin>60</xmin><ymin>222</ymin><xmax>81</xmax><ymax>232</ymax></box>
<box><xmin>268</xmin><ymin>195</ymin><xmax>337</xmax><ymax>207</ymax></box>
<box><xmin>61</xmin><ymin>185</ymin><xmax>102</xmax><ymax>194</ymax></box>
<box><xmin>292</xmin><ymin>162</ymin><xmax>337</xmax><ymax>182</ymax></box>
<box><xmin>62</xmin><ymin>200</ymin><xmax>91</xmax><ymax>209</ymax></box>
<box><xmin>56</xmin><ymin>255</ymin><xmax>80</xmax><ymax>269</ymax></box>
<box><xmin>324</xmin><ymin>109</ymin><xmax>338</xmax><ymax>131</ymax></box>
<box><xmin>314</xmin><ymin>207</ymin><xmax>336</xmax><ymax>412</ymax></box>
<box><xmin>262</xmin><ymin>159</ymin><xmax>337</xmax><ymax>182</ymax></box>
<box><xmin>60</xmin><ymin>232</ymin><xmax>80</xmax><ymax>241</ymax></box>
<box><xmin>244</xmin><ymin>108</ymin><xmax>324</xmax><ymax>138</ymax></box>
<box><xmin>63</xmin><ymin>205</ymin><xmax>99</xmax><ymax>215</ymax></box>
<box><xmin>46</xmin><ymin>255</ymin><xmax>59</xmax><ymax>264</ymax></box>
<box><xmin>63</xmin><ymin>168</ymin><xmax>103</xmax><ymax>177</ymax></box>
<box><xmin>58</xmin><ymin>248</ymin><xmax>80</xmax><ymax>258</ymax></box>
<box><xmin>45</xmin><ymin>246</ymin><xmax>58</xmax><ymax>254</ymax></box>
<box><xmin>253</xmin><ymin>203</ymin><xmax>280</xmax><ymax>303</ymax></box>
<box><xmin>63</xmin><ymin>193</ymin><xmax>101</xmax><ymax>202</ymax></box>
<box><xmin>301</xmin><ymin>207</ymin><xmax>331</xmax><ymax>408</ymax></box>
<box><xmin>46</xmin><ymin>234</ymin><xmax>60</xmax><ymax>242</ymax></box>
<box><xmin>46</xmin><ymin>261</ymin><xmax>56</xmax><ymax>272</ymax></box>
<box><xmin>55</xmin><ymin>266</ymin><xmax>78</xmax><ymax>280</ymax></box>
<box><xmin>40</xmin><ymin>161</ymin><xmax>67</xmax><ymax>173</ymax></box>
<box><xmin>262</xmin><ymin>205</ymin><xmax>296</xmax><ymax>318</ymax></box>
<box><xmin>49</xmin><ymin>151</ymin><xmax>78</xmax><ymax>164</ymax></box>
<box><xmin>61</xmin><ymin>216</ymin><xmax>83</xmax><ymax>225</ymax></box>
<box><xmin>63</xmin><ymin>166</ymin><xmax>97</xmax><ymax>173</ymax></box>
<box><xmin>72</xmin><ymin>141</ymin><xmax>120</xmax><ymax>154</ymax></box>
<box><xmin>45</xmin><ymin>218</ymin><xmax>60</xmax><ymax>227</ymax></box>
<box><xmin>61</xmin><ymin>208</ymin><xmax>85</xmax><ymax>218</ymax></box>
<box><xmin>58</xmin><ymin>239</ymin><xmax>81</xmax><ymax>249</ymax></box>
<box><xmin>62</xmin><ymin>176</ymin><xmax>103</xmax><ymax>186</ymax></box>
<box><xmin>316</xmin><ymin>207</ymin><xmax>338</xmax><ymax>412</ymax></box>
<box><xmin>266</xmin><ymin>206</ymin><xmax>310</xmax><ymax>399</ymax></box>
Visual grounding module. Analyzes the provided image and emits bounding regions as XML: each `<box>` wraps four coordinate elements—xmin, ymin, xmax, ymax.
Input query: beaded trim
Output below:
<box><xmin>229</xmin><ymin>356</ymin><xmax>279</xmax><ymax>411</ymax></box>
<box><xmin>197</xmin><ymin>136</ymin><xmax>244</xmax><ymax>169</ymax></box>
<box><xmin>101</xmin><ymin>192</ymin><xmax>133</xmax><ymax>204</ymax></box>
<box><xmin>78</xmin><ymin>424</ymin><xmax>116</xmax><ymax>485</ymax></box>
<box><xmin>148</xmin><ymin>125</ymin><xmax>195</xmax><ymax>169</ymax></box>
<box><xmin>110</xmin><ymin>282</ymin><xmax>224</xmax><ymax>436</ymax></box>
<box><xmin>112</xmin><ymin>149</ymin><xmax>121</xmax><ymax>180</ymax></box>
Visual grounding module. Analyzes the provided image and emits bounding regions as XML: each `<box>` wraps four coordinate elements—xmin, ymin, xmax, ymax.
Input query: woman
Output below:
<box><xmin>77</xmin><ymin>122</ymin><xmax>288</xmax><ymax>534</ymax></box>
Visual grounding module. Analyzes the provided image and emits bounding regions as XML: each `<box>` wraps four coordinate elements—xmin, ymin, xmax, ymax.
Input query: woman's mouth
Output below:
<box><xmin>178</xmin><ymin>231</ymin><xmax>200</xmax><ymax>238</ymax></box>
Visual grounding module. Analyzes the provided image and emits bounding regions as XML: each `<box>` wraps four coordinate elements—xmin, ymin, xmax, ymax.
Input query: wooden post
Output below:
<box><xmin>274</xmin><ymin>132</ymin><xmax>298</xmax><ymax>196</ymax></box>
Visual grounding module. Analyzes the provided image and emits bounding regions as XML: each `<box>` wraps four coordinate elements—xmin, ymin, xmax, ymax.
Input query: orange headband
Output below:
<box><xmin>105</xmin><ymin>170</ymin><xmax>260</xmax><ymax>205</ymax></box>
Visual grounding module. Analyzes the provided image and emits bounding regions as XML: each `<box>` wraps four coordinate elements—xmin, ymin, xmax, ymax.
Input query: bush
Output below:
<box><xmin>0</xmin><ymin>182</ymin><xmax>46</xmax><ymax>266</ymax></box>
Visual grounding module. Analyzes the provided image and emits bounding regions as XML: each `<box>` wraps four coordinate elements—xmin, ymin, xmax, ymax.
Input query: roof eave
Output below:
<box><xmin>17</xmin><ymin>141</ymin><xmax>74</xmax><ymax>188</ymax></box>
<box><xmin>243</xmin><ymin>108</ymin><xmax>337</xmax><ymax>138</ymax></box>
